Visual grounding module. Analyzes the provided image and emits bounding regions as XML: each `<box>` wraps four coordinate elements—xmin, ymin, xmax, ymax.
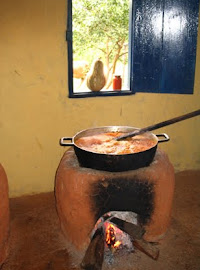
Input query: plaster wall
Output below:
<box><xmin>0</xmin><ymin>0</ymin><xmax>200</xmax><ymax>197</ymax></box>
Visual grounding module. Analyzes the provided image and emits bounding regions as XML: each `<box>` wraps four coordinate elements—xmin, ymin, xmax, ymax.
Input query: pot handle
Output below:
<box><xmin>156</xmin><ymin>133</ymin><xmax>170</xmax><ymax>143</ymax></box>
<box><xmin>60</xmin><ymin>137</ymin><xmax>74</xmax><ymax>146</ymax></box>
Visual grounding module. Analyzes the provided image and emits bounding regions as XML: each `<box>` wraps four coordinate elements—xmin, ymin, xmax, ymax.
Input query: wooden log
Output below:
<box><xmin>109</xmin><ymin>217</ymin><xmax>145</xmax><ymax>239</ymax></box>
<box><xmin>110</xmin><ymin>217</ymin><xmax>159</xmax><ymax>260</ymax></box>
<box><xmin>132</xmin><ymin>239</ymin><xmax>159</xmax><ymax>260</ymax></box>
<box><xmin>81</xmin><ymin>227</ymin><xmax>105</xmax><ymax>270</ymax></box>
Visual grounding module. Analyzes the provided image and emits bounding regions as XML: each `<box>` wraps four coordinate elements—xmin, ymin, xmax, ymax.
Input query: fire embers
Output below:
<box><xmin>104</xmin><ymin>220</ymin><xmax>134</xmax><ymax>266</ymax></box>
<box><xmin>104</xmin><ymin>220</ymin><xmax>133</xmax><ymax>253</ymax></box>
<box><xmin>105</xmin><ymin>223</ymin><xmax>121</xmax><ymax>249</ymax></box>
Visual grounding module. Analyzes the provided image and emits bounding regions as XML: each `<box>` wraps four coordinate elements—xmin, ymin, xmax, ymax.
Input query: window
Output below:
<box><xmin>67</xmin><ymin>0</ymin><xmax>200</xmax><ymax>98</ymax></box>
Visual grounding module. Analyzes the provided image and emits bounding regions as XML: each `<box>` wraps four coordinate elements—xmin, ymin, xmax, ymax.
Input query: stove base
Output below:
<box><xmin>55</xmin><ymin>148</ymin><xmax>175</xmax><ymax>252</ymax></box>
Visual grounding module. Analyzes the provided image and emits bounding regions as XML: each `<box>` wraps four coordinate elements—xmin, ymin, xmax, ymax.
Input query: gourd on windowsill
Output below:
<box><xmin>86</xmin><ymin>59</ymin><xmax>106</xmax><ymax>91</ymax></box>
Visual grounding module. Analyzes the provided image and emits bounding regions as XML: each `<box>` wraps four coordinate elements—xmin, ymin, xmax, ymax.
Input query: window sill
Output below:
<box><xmin>68</xmin><ymin>90</ymin><xmax>134</xmax><ymax>98</ymax></box>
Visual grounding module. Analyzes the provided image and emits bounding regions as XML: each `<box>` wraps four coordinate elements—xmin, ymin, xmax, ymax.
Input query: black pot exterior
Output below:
<box><xmin>74</xmin><ymin>145</ymin><xmax>157</xmax><ymax>172</ymax></box>
<box><xmin>60</xmin><ymin>126</ymin><xmax>169</xmax><ymax>172</ymax></box>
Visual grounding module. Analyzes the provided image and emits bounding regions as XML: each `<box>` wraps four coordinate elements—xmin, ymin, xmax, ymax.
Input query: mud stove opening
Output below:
<box><xmin>81</xmin><ymin>175</ymin><xmax>158</xmax><ymax>270</ymax></box>
<box><xmin>55</xmin><ymin>148</ymin><xmax>175</xmax><ymax>269</ymax></box>
<box><xmin>82</xmin><ymin>211</ymin><xmax>159</xmax><ymax>270</ymax></box>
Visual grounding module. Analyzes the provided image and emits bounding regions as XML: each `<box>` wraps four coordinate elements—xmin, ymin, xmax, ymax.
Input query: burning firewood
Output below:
<box><xmin>109</xmin><ymin>217</ymin><xmax>159</xmax><ymax>260</ymax></box>
<box><xmin>109</xmin><ymin>217</ymin><xmax>145</xmax><ymax>239</ymax></box>
<box><xmin>81</xmin><ymin>227</ymin><xmax>105</xmax><ymax>270</ymax></box>
<box><xmin>81</xmin><ymin>211</ymin><xmax>159</xmax><ymax>270</ymax></box>
<box><xmin>105</xmin><ymin>223</ymin><xmax>122</xmax><ymax>253</ymax></box>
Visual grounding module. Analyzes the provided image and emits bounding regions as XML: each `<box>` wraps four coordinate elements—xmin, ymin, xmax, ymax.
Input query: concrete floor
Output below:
<box><xmin>1</xmin><ymin>170</ymin><xmax>200</xmax><ymax>270</ymax></box>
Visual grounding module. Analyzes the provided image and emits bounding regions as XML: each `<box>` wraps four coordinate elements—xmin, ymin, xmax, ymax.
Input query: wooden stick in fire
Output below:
<box><xmin>109</xmin><ymin>217</ymin><xmax>159</xmax><ymax>260</ymax></box>
<box><xmin>80</xmin><ymin>227</ymin><xmax>105</xmax><ymax>270</ymax></box>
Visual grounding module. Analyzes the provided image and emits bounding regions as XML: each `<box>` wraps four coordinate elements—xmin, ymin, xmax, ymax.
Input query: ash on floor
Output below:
<box><xmin>1</xmin><ymin>170</ymin><xmax>200</xmax><ymax>270</ymax></box>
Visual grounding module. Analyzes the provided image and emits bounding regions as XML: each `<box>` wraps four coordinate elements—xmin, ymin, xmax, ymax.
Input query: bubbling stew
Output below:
<box><xmin>75</xmin><ymin>132</ymin><xmax>156</xmax><ymax>155</ymax></box>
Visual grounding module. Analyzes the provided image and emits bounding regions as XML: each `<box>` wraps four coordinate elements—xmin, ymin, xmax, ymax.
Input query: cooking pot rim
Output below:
<box><xmin>72</xmin><ymin>126</ymin><xmax>158</xmax><ymax>156</ymax></box>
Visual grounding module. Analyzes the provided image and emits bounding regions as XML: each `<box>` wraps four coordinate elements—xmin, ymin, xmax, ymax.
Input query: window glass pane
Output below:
<box><xmin>72</xmin><ymin>0</ymin><xmax>131</xmax><ymax>93</ymax></box>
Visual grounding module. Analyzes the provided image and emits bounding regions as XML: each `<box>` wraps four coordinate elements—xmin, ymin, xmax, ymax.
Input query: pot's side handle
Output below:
<box><xmin>60</xmin><ymin>137</ymin><xmax>74</xmax><ymax>146</ymax></box>
<box><xmin>156</xmin><ymin>133</ymin><xmax>170</xmax><ymax>143</ymax></box>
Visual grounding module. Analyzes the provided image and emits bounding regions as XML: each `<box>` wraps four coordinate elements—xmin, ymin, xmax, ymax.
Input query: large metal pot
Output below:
<box><xmin>60</xmin><ymin>126</ymin><xmax>169</xmax><ymax>172</ymax></box>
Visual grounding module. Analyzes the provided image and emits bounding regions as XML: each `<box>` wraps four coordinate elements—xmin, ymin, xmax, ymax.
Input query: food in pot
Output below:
<box><xmin>75</xmin><ymin>132</ymin><xmax>156</xmax><ymax>155</ymax></box>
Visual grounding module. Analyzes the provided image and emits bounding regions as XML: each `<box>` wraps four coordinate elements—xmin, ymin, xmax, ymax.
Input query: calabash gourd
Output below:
<box><xmin>86</xmin><ymin>59</ymin><xmax>106</xmax><ymax>91</ymax></box>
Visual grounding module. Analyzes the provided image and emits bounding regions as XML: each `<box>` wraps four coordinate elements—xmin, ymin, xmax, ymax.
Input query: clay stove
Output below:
<box><xmin>55</xmin><ymin>147</ymin><xmax>175</xmax><ymax>269</ymax></box>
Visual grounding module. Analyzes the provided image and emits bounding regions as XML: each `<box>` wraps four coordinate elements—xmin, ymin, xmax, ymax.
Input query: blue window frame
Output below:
<box><xmin>67</xmin><ymin>0</ymin><xmax>200</xmax><ymax>98</ymax></box>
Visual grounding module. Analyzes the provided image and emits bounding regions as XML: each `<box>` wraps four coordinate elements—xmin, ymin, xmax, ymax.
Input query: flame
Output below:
<box><xmin>105</xmin><ymin>223</ymin><xmax>121</xmax><ymax>249</ymax></box>
<box><xmin>113</xmin><ymin>240</ymin><xmax>121</xmax><ymax>248</ymax></box>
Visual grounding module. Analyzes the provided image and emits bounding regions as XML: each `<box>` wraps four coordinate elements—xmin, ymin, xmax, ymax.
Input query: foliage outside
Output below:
<box><xmin>72</xmin><ymin>0</ymin><xmax>130</xmax><ymax>90</ymax></box>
